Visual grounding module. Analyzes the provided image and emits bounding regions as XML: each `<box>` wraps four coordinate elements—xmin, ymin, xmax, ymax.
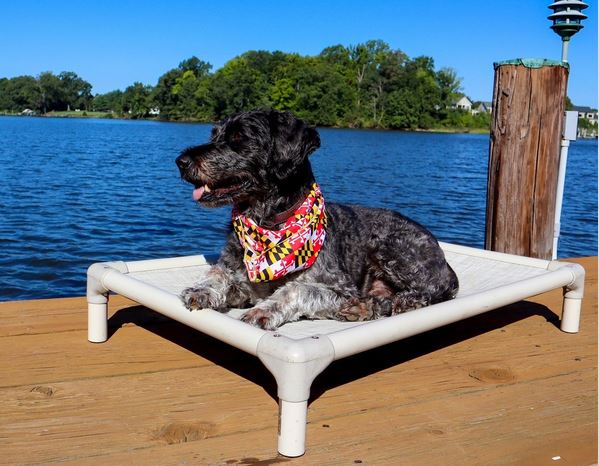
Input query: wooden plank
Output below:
<box><xmin>0</xmin><ymin>257</ymin><xmax>596</xmax><ymax>465</ymax></box>
<box><xmin>2</xmin><ymin>346</ymin><xmax>594</xmax><ymax>465</ymax></box>
<box><xmin>0</xmin><ymin>288</ymin><xmax>593</xmax><ymax>391</ymax></box>
<box><xmin>0</xmin><ymin>366</ymin><xmax>279</xmax><ymax>465</ymax></box>
<box><xmin>0</xmin><ymin>295</ymin><xmax>145</xmax><ymax>337</ymax></box>
<box><xmin>11</xmin><ymin>370</ymin><xmax>593</xmax><ymax>466</ymax></box>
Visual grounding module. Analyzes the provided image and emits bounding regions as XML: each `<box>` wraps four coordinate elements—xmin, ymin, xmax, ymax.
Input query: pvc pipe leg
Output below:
<box><xmin>88</xmin><ymin>302</ymin><xmax>108</xmax><ymax>342</ymax></box>
<box><xmin>278</xmin><ymin>399</ymin><xmax>308</xmax><ymax>457</ymax></box>
<box><xmin>560</xmin><ymin>297</ymin><xmax>581</xmax><ymax>333</ymax></box>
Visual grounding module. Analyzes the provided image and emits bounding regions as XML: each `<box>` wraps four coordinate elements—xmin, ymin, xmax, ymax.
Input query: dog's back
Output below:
<box><xmin>321</xmin><ymin>203</ymin><xmax>459</xmax><ymax>314</ymax></box>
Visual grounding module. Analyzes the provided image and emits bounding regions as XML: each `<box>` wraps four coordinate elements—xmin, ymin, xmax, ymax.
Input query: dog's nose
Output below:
<box><xmin>176</xmin><ymin>154</ymin><xmax>193</xmax><ymax>172</ymax></box>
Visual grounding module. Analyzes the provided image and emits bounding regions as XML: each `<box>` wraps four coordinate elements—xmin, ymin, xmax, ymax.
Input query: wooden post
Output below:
<box><xmin>485</xmin><ymin>59</ymin><xmax>569</xmax><ymax>259</ymax></box>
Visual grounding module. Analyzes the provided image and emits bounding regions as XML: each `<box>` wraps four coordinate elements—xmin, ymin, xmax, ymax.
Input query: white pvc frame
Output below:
<box><xmin>87</xmin><ymin>243</ymin><xmax>585</xmax><ymax>457</ymax></box>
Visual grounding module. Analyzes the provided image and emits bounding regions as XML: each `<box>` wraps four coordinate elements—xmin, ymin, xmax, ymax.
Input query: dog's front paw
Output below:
<box><xmin>240</xmin><ymin>307</ymin><xmax>280</xmax><ymax>330</ymax></box>
<box><xmin>181</xmin><ymin>286</ymin><xmax>224</xmax><ymax>311</ymax></box>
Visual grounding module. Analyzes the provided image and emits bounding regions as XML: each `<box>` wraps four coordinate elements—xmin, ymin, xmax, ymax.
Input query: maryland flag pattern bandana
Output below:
<box><xmin>232</xmin><ymin>183</ymin><xmax>327</xmax><ymax>283</ymax></box>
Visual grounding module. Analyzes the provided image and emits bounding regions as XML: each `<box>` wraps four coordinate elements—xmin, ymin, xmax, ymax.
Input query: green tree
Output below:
<box><xmin>210</xmin><ymin>56</ymin><xmax>269</xmax><ymax>119</ymax></box>
<box><xmin>347</xmin><ymin>40</ymin><xmax>393</xmax><ymax>124</ymax></box>
<box><xmin>367</xmin><ymin>48</ymin><xmax>407</xmax><ymax>127</ymax></box>
<box><xmin>288</xmin><ymin>57</ymin><xmax>352</xmax><ymax>126</ymax></box>
<box><xmin>150</xmin><ymin>56</ymin><xmax>212</xmax><ymax>120</ymax></box>
<box><xmin>58</xmin><ymin>71</ymin><xmax>93</xmax><ymax>110</ymax></box>
<box><xmin>436</xmin><ymin>67</ymin><xmax>462</xmax><ymax>107</ymax></box>
<box><xmin>384</xmin><ymin>56</ymin><xmax>443</xmax><ymax>129</ymax></box>
<box><xmin>93</xmin><ymin>90</ymin><xmax>124</xmax><ymax>113</ymax></box>
<box><xmin>242</xmin><ymin>50</ymin><xmax>290</xmax><ymax>82</ymax></box>
<box><xmin>269</xmin><ymin>77</ymin><xmax>298</xmax><ymax>112</ymax></box>
<box><xmin>179</xmin><ymin>56</ymin><xmax>212</xmax><ymax>76</ymax></box>
<box><xmin>0</xmin><ymin>40</ymin><xmax>492</xmax><ymax>130</ymax></box>
<box><xmin>170</xmin><ymin>69</ymin><xmax>214</xmax><ymax>120</ymax></box>
<box><xmin>193</xmin><ymin>76</ymin><xmax>213</xmax><ymax>121</ymax></box>
<box><xmin>441</xmin><ymin>109</ymin><xmax>491</xmax><ymax>129</ymax></box>
<box><xmin>151</xmin><ymin>68</ymin><xmax>183</xmax><ymax>118</ymax></box>
<box><xmin>319</xmin><ymin>40</ymin><xmax>408</xmax><ymax>127</ymax></box>
<box><xmin>170</xmin><ymin>59</ymin><xmax>213</xmax><ymax>120</ymax></box>
<box><xmin>37</xmin><ymin>72</ymin><xmax>63</xmax><ymax>113</ymax></box>
<box><xmin>565</xmin><ymin>96</ymin><xmax>574</xmax><ymax>110</ymax></box>
<box><xmin>171</xmin><ymin>70</ymin><xmax>200</xmax><ymax>117</ymax></box>
<box><xmin>2</xmin><ymin>76</ymin><xmax>41</xmax><ymax>112</ymax></box>
<box><xmin>123</xmin><ymin>82</ymin><xmax>152</xmax><ymax>118</ymax></box>
<box><xmin>0</xmin><ymin>78</ymin><xmax>10</xmax><ymax>110</ymax></box>
<box><xmin>319</xmin><ymin>44</ymin><xmax>352</xmax><ymax>69</ymax></box>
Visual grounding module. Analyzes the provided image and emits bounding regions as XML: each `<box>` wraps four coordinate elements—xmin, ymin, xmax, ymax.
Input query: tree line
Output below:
<box><xmin>0</xmin><ymin>71</ymin><xmax>92</xmax><ymax>114</ymax></box>
<box><xmin>0</xmin><ymin>40</ymin><xmax>492</xmax><ymax>130</ymax></box>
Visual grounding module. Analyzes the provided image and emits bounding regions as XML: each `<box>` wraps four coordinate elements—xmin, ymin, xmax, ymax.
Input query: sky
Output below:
<box><xmin>1</xmin><ymin>0</ymin><xmax>597</xmax><ymax>107</ymax></box>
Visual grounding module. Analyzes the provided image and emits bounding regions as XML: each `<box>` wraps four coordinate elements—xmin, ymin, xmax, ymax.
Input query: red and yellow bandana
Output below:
<box><xmin>232</xmin><ymin>183</ymin><xmax>327</xmax><ymax>283</ymax></box>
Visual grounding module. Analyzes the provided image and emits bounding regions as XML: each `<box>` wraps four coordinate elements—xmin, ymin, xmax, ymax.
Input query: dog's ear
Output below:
<box><xmin>267</xmin><ymin>110</ymin><xmax>320</xmax><ymax>180</ymax></box>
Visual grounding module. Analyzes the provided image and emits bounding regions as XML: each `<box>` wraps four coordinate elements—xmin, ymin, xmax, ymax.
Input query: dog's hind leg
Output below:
<box><xmin>335</xmin><ymin>237</ymin><xmax>458</xmax><ymax>322</ymax></box>
<box><xmin>334</xmin><ymin>292</ymin><xmax>430</xmax><ymax>322</ymax></box>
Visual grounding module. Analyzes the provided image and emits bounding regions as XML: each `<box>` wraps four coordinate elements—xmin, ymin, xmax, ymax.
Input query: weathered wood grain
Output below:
<box><xmin>485</xmin><ymin>63</ymin><xmax>569</xmax><ymax>259</ymax></box>
<box><xmin>0</xmin><ymin>257</ymin><xmax>596</xmax><ymax>465</ymax></box>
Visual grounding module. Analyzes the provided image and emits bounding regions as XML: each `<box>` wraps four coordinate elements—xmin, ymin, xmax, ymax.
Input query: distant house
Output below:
<box><xmin>21</xmin><ymin>108</ymin><xmax>35</xmax><ymax>116</ymax></box>
<box><xmin>450</xmin><ymin>96</ymin><xmax>473</xmax><ymax>112</ymax></box>
<box><xmin>572</xmin><ymin>105</ymin><xmax>598</xmax><ymax>123</ymax></box>
<box><xmin>572</xmin><ymin>105</ymin><xmax>598</xmax><ymax>138</ymax></box>
<box><xmin>149</xmin><ymin>107</ymin><xmax>160</xmax><ymax>116</ymax></box>
<box><xmin>472</xmin><ymin>101</ymin><xmax>493</xmax><ymax>115</ymax></box>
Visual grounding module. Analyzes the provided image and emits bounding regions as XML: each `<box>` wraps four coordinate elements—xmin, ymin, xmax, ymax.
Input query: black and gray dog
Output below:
<box><xmin>176</xmin><ymin>109</ymin><xmax>458</xmax><ymax>330</ymax></box>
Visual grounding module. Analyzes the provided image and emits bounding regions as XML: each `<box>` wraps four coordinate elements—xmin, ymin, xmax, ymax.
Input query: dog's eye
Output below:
<box><xmin>227</xmin><ymin>131</ymin><xmax>245</xmax><ymax>150</ymax></box>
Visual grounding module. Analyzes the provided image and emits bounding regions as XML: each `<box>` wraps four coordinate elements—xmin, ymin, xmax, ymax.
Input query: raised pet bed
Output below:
<box><xmin>87</xmin><ymin>242</ymin><xmax>585</xmax><ymax>457</ymax></box>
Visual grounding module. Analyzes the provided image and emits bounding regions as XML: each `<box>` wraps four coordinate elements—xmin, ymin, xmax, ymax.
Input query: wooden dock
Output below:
<box><xmin>1</xmin><ymin>257</ymin><xmax>597</xmax><ymax>465</ymax></box>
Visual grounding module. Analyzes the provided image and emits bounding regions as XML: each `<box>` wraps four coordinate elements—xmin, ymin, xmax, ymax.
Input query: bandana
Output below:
<box><xmin>232</xmin><ymin>183</ymin><xmax>327</xmax><ymax>283</ymax></box>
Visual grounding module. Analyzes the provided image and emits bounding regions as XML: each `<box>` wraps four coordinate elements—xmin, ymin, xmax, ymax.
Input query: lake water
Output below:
<box><xmin>0</xmin><ymin>116</ymin><xmax>596</xmax><ymax>301</ymax></box>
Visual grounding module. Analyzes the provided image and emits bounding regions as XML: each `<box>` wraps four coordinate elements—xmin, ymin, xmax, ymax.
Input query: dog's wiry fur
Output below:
<box><xmin>176</xmin><ymin>109</ymin><xmax>458</xmax><ymax>329</ymax></box>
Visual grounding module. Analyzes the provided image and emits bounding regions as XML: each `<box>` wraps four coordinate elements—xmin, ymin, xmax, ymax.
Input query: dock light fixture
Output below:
<box><xmin>548</xmin><ymin>0</ymin><xmax>589</xmax><ymax>62</ymax></box>
<box><xmin>547</xmin><ymin>0</ymin><xmax>588</xmax><ymax>258</ymax></box>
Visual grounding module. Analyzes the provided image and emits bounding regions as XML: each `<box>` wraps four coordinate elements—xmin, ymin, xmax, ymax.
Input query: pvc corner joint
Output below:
<box><xmin>86</xmin><ymin>261</ymin><xmax>128</xmax><ymax>304</ymax></box>
<box><xmin>548</xmin><ymin>261</ymin><xmax>586</xmax><ymax>299</ymax></box>
<box><xmin>257</xmin><ymin>332</ymin><xmax>335</xmax><ymax>402</ymax></box>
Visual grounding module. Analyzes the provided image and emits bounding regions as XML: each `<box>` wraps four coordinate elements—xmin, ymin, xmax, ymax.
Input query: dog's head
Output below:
<box><xmin>176</xmin><ymin>109</ymin><xmax>320</xmax><ymax>207</ymax></box>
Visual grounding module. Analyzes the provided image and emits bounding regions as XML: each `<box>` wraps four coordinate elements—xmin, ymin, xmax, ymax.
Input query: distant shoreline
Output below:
<box><xmin>3</xmin><ymin>111</ymin><xmax>598</xmax><ymax>139</ymax></box>
<box><xmin>0</xmin><ymin>111</ymin><xmax>492</xmax><ymax>135</ymax></box>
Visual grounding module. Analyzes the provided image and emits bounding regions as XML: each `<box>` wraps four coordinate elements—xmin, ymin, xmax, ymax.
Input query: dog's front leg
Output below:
<box><xmin>181</xmin><ymin>265</ymin><xmax>251</xmax><ymax>311</ymax></box>
<box><xmin>240</xmin><ymin>281</ymin><xmax>357</xmax><ymax>330</ymax></box>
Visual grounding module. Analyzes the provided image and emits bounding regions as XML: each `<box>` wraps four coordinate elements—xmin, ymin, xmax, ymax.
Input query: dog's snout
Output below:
<box><xmin>176</xmin><ymin>153</ymin><xmax>193</xmax><ymax>172</ymax></box>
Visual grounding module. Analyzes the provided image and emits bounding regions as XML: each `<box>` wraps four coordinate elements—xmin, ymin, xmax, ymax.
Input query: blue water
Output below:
<box><xmin>0</xmin><ymin>117</ymin><xmax>596</xmax><ymax>301</ymax></box>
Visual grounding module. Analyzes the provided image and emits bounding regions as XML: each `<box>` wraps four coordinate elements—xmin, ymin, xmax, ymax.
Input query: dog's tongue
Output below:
<box><xmin>192</xmin><ymin>186</ymin><xmax>205</xmax><ymax>201</ymax></box>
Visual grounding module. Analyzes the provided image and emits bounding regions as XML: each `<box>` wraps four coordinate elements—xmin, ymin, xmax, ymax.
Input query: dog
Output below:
<box><xmin>176</xmin><ymin>109</ymin><xmax>458</xmax><ymax>330</ymax></box>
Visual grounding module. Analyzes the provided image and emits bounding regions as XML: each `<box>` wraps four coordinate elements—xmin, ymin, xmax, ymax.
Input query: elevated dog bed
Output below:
<box><xmin>87</xmin><ymin>242</ymin><xmax>585</xmax><ymax>457</ymax></box>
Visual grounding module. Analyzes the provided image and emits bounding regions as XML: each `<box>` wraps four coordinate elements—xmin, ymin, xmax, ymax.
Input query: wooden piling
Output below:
<box><xmin>485</xmin><ymin>59</ymin><xmax>569</xmax><ymax>259</ymax></box>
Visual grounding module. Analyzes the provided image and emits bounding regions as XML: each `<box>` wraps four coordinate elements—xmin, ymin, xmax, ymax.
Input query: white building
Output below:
<box><xmin>472</xmin><ymin>101</ymin><xmax>493</xmax><ymax>115</ymax></box>
<box><xmin>451</xmin><ymin>96</ymin><xmax>473</xmax><ymax>112</ymax></box>
<box><xmin>572</xmin><ymin>105</ymin><xmax>597</xmax><ymax>123</ymax></box>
